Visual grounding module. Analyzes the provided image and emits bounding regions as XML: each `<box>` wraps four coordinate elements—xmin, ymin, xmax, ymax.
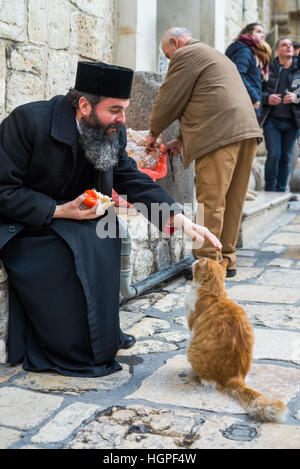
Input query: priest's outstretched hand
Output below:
<box><xmin>171</xmin><ymin>213</ymin><xmax>222</xmax><ymax>249</ymax></box>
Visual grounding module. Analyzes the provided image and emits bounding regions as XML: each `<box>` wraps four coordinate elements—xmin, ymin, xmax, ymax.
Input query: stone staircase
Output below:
<box><xmin>238</xmin><ymin>191</ymin><xmax>292</xmax><ymax>248</ymax></box>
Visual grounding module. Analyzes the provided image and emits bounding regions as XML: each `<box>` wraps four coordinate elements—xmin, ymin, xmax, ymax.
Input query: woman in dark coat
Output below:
<box><xmin>226</xmin><ymin>23</ymin><xmax>272</xmax><ymax>118</ymax></box>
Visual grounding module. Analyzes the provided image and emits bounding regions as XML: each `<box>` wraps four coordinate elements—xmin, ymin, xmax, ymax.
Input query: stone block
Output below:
<box><xmin>0</xmin><ymin>0</ymin><xmax>26</xmax><ymax>42</ymax></box>
<box><xmin>0</xmin><ymin>427</ymin><xmax>22</xmax><ymax>449</ymax></box>
<box><xmin>70</xmin><ymin>12</ymin><xmax>106</xmax><ymax>60</ymax></box>
<box><xmin>7</xmin><ymin>45</ymin><xmax>45</xmax><ymax>75</ymax></box>
<box><xmin>130</xmin><ymin>244</ymin><xmax>154</xmax><ymax>283</ymax></box>
<box><xmin>0</xmin><ymin>387</ymin><xmax>64</xmax><ymax>429</ymax></box>
<box><xmin>12</xmin><ymin>364</ymin><xmax>131</xmax><ymax>394</ymax></box>
<box><xmin>70</xmin><ymin>0</ymin><xmax>112</xmax><ymax>17</ymax></box>
<box><xmin>31</xmin><ymin>403</ymin><xmax>101</xmax><ymax>444</ymax></box>
<box><xmin>46</xmin><ymin>50</ymin><xmax>78</xmax><ymax>98</ymax></box>
<box><xmin>227</xmin><ymin>284</ymin><xmax>300</xmax><ymax>304</ymax></box>
<box><xmin>28</xmin><ymin>0</ymin><xmax>47</xmax><ymax>45</ymax></box>
<box><xmin>154</xmin><ymin>240</ymin><xmax>170</xmax><ymax>270</ymax></box>
<box><xmin>47</xmin><ymin>0</ymin><xmax>71</xmax><ymax>50</ymax></box>
<box><xmin>6</xmin><ymin>71</ymin><xmax>44</xmax><ymax>113</ymax></box>
<box><xmin>127</xmin><ymin>355</ymin><xmax>299</xmax><ymax>414</ymax></box>
<box><xmin>125</xmin><ymin>72</ymin><xmax>194</xmax><ymax>206</ymax></box>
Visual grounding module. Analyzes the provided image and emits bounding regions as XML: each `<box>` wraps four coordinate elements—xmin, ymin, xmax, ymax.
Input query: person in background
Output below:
<box><xmin>226</xmin><ymin>23</ymin><xmax>272</xmax><ymax>118</ymax></box>
<box><xmin>260</xmin><ymin>38</ymin><xmax>300</xmax><ymax>192</ymax></box>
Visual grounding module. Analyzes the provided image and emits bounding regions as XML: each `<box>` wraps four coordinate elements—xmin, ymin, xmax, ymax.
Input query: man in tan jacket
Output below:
<box><xmin>147</xmin><ymin>28</ymin><xmax>262</xmax><ymax>277</ymax></box>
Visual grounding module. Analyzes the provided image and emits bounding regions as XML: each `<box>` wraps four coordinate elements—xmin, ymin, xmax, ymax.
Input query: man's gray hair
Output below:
<box><xmin>163</xmin><ymin>27</ymin><xmax>192</xmax><ymax>45</ymax></box>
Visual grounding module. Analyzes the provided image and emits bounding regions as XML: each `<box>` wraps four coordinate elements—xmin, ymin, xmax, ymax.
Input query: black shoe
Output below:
<box><xmin>119</xmin><ymin>334</ymin><xmax>136</xmax><ymax>350</ymax></box>
<box><xmin>182</xmin><ymin>266</ymin><xmax>193</xmax><ymax>281</ymax></box>
<box><xmin>226</xmin><ymin>269</ymin><xmax>237</xmax><ymax>278</ymax></box>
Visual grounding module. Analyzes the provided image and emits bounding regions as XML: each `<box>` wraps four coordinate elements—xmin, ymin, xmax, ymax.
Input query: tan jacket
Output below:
<box><xmin>150</xmin><ymin>40</ymin><xmax>262</xmax><ymax>168</ymax></box>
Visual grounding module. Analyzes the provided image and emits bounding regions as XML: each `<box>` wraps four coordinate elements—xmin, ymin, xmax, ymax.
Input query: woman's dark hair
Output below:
<box><xmin>239</xmin><ymin>23</ymin><xmax>262</xmax><ymax>36</ymax></box>
<box><xmin>66</xmin><ymin>88</ymin><xmax>104</xmax><ymax>110</ymax></box>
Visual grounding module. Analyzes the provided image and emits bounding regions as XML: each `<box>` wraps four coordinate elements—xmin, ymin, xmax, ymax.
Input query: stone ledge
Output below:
<box><xmin>238</xmin><ymin>192</ymin><xmax>291</xmax><ymax>248</ymax></box>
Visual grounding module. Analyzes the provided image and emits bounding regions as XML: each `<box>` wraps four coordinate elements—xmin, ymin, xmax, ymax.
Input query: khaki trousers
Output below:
<box><xmin>193</xmin><ymin>138</ymin><xmax>257</xmax><ymax>270</ymax></box>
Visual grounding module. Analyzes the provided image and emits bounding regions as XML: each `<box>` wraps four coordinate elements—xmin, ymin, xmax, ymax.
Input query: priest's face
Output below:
<box><xmin>78</xmin><ymin>97</ymin><xmax>130</xmax><ymax>172</ymax></box>
<box><xmin>93</xmin><ymin>97</ymin><xmax>130</xmax><ymax>132</ymax></box>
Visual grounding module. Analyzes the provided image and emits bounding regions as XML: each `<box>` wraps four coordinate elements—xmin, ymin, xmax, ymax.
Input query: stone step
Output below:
<box><xmin>238</xmin><ymin>192</ymin><xmax>292</xmax><ymax>248</ymax></box>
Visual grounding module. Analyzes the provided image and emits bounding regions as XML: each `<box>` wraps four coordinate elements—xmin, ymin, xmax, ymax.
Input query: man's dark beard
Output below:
<box><xmin>79</xmin><ymin>109</ymin><xmax>121</xmax><ymax>171</ymax></box>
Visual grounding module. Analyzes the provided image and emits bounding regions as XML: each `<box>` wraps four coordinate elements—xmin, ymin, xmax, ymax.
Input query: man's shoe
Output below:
<box><xmin>226</xmin><ymin>269</ymin><xmax>237</xmax><ymax>278</ymax></box>
<box><xmin>119</xmin><ymin>334</ymin><xmax>136</xmax><ymax>350</ymax></box>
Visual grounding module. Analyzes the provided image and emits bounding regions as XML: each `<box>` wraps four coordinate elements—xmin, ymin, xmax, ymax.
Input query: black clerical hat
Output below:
<box><xmin>74</xmin><ymin>61</ymin><xmax>134</xmax><ymax>99</ymax></box>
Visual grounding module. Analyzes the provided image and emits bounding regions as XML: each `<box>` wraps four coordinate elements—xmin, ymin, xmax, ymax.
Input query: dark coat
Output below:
<box><xmin>259</xmin><ymin>56</ymin><xmax>300</xmax><ymax>128</ymax></box>
<box><xmin>0</xmin><ymin>95</ymin><xmax>178</xmax><ymax>249</ymax></box>
<box><xmin>0</xmin><ymin>96</ymin><xmax>180</xmax><ymax>377</ymax></box>
<box><xmin>225</xmin><ymin>41</ymin><xmax>262</xmax><ymax>115</ymax></box>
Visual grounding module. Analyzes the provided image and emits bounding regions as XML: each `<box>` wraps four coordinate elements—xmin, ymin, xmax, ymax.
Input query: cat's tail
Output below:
<box><xmin>220</xmin><ymin>377</ymin><xmax>287</xmax><ymax>423</ymax></box>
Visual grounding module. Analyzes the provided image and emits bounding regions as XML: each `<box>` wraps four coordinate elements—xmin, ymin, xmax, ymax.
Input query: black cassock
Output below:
<box><xmin>0</xmin><ymin>96</ymin><xmax>180</xmax><ymax>377</ymax></box>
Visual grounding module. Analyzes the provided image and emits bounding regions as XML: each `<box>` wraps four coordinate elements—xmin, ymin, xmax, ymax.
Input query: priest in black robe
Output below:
<box><xmin>0</xmin><ymin>61</ymin><xmax>221</xmax><ymax>377</ymax></box>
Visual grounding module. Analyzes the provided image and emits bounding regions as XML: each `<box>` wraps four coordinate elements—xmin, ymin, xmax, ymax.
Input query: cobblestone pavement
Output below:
<box><xmin>0</xmin><ymin>203</ymin><xmax>300</xmax><ymax>450</ymax></box>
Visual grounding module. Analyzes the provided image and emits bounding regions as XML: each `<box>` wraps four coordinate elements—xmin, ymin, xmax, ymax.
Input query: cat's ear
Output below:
<box><xmin>220</xmin><ymin>259</ymin><xmax>229</xmax><ymax>271</ymax></box>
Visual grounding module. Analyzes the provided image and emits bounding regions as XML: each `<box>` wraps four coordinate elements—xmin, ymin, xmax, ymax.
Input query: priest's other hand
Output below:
<box><xmin>53</xmin><ymin>194</ymin><xmax>105</xmax><ymax>220</ymax></box>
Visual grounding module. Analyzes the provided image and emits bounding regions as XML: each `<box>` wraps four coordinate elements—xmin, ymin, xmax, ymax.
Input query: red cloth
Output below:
<box><xmin>113</xmin><ymin>144</ymin><xmax>168</xmax><ymax>207</ymax></box>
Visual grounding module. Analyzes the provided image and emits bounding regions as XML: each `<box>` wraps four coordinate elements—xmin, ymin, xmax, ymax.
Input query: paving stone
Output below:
<box><xmin>294</xmin><ymin>410</ymin><xmax>300</xmax><ymax>421</ymax></box>
<box><xmin>12</xmin><ymin>365</ymin><xmax>131</xmax><ymax>394</ymax></box>
<box><xmin>281</xmin><ymin>247</ymin><xmax>300</xmax><ymax>259</ymax></box>
<box><xmin>244</xmin><ymin>304</ymin><xmax>300</xmax><ymax>330</ymax></box>
<box><xmin>173</xmin><ymin>316</ymin><xmax>188</xmax><ymax>328</ymax></box>
<box><xmin>291</xmin><ymin>216</ymin><xmax>300</xmax><ymax>224</ymax></box>
<box><xmin>117</xmin><ymin>340</ymin><xmax>177</xmax><ymax>356</ymax></box>
<box><xmin>253</xmin><ymin>328</ymin><xmax>300</xmax><ymax>365</ymax></box>
<box><xmin>155</xmin><ymin>330</ymin><xmax>189</xmax><ymax>343</ymax></box>
<box><xmin>256</xmin><ymin>268</ymin><xmax>300</xmax><ymax>288</ymax></box>
<box><xmin>191</xmin><ymin>416</ymin><xmax>261</xmax><ymax>449</ymax></box>
<box><xmin>237</xmin><ymin>250</ymin><xmax>257</xmax><ymax>257</ymax></box>
<box><xmin>31</xmin><ymin>403</ymin><xmax>101</xmax><ymax>444</ymax></box>
<box><xmin>236</xmin><ymin>258</ymin><xmax>258</xmax><ymax>267</ymax></box>
<box><xmin>119</xmin><ymin>310</ymin><xmax>145</xmax><ymax>331</ymax></box>
<box><xmin>281</xmin><ymin>224</ymin><xmax>300</xmax><ymax>232</ymax></box>
<box><xmin>261</xmin><ymin>245</ymin><xmax>287</xmax><ymax>254</ymax></box>
<box><xmin>0</xmin><ymin>364</ymin><xmax>22</xmax><ymax>383</ymax></box>
<box><xmin>227</xmin><ymin>284</ymin><xmax>300</xmax><ymax>304</ymax></box>
<box><xmin>123</xmin><ymin>298</ymin><xmax>150</xmax><ymax>311</ymax></box>
<box><xmin>124</xmin><ymin>317</ymin><xmax>170</xmax><ymax>339</ymax></box>
<box><xmin>0</xmin><ymin>427</ymin><xmax>23</xmax><ymax>449</ymax></box>
<box><xmin>267</xmin><ymin>258</ymin><xmax>293</xmax><ymax>268</ymax></box>
<box><xmin>0</xmin><ymin>387</ymin><xmax>63</xmax><ymax>429</ymax></box>
<box><xmin>152</xmin><ymin>294</ymin><xmax>182</xmax><ymax>312</ymax></box>
<box><xmin>225</xmin><ymin>267</ymin><xmax>263</xmax><ymax>281</ymax></box>
<box><xmin>68</xmin><ymin>405</ymin><xmax>204</xmax><ymax>449</ymax></box>
<box><xmin>265</xmin><ymin>233</ymin><xmax>300</xmax><ymax>245</ymax></box>
<box><xmin>126</xmin><ymin>355</ymin><xmax>295</xmax><ymax>414</ymax></box>
<box><xmin>254</xmin><ymin>424</ymin><xmax>300</xmax><ymax>449</ymax></box>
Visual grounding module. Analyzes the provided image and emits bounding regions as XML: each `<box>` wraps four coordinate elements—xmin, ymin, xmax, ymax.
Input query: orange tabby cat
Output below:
<box><xmin>185</xmin><ymin>258</ymin><xmax>286</xmax><ymax>422</ymax></box>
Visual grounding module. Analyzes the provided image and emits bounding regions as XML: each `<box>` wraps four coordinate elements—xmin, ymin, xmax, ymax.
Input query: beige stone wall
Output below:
<box><xmin>225</xmin><ymin>0</ymin><xmax>260</xmax><ymax>47</ymax></box>
<box><xmin>0</xmin><ymin>0</ymin><xmax>116</xmax><ymax>121</ymax></box>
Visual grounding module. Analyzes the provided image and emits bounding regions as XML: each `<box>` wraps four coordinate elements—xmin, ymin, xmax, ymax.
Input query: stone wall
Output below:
<box><xmin>0</xmin><ymin>0</ymin><xmax>116</xmax><ymax>121</ymax></box>
<box><xmin>225</xmin><ymin>0</ymin><xmax>260</xmax><ymax>47</ymax></box>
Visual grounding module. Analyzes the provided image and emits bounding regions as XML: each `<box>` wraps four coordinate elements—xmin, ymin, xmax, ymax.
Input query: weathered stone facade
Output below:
<box><xmin>0</xmin><ymin>0</ymin><xmax>116</xmax><ymax>121</ymax></box>
<box><xmin>225</xmin><ymin>0</ymin><xmax>271</xmax><ymax>47</ymax></box>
